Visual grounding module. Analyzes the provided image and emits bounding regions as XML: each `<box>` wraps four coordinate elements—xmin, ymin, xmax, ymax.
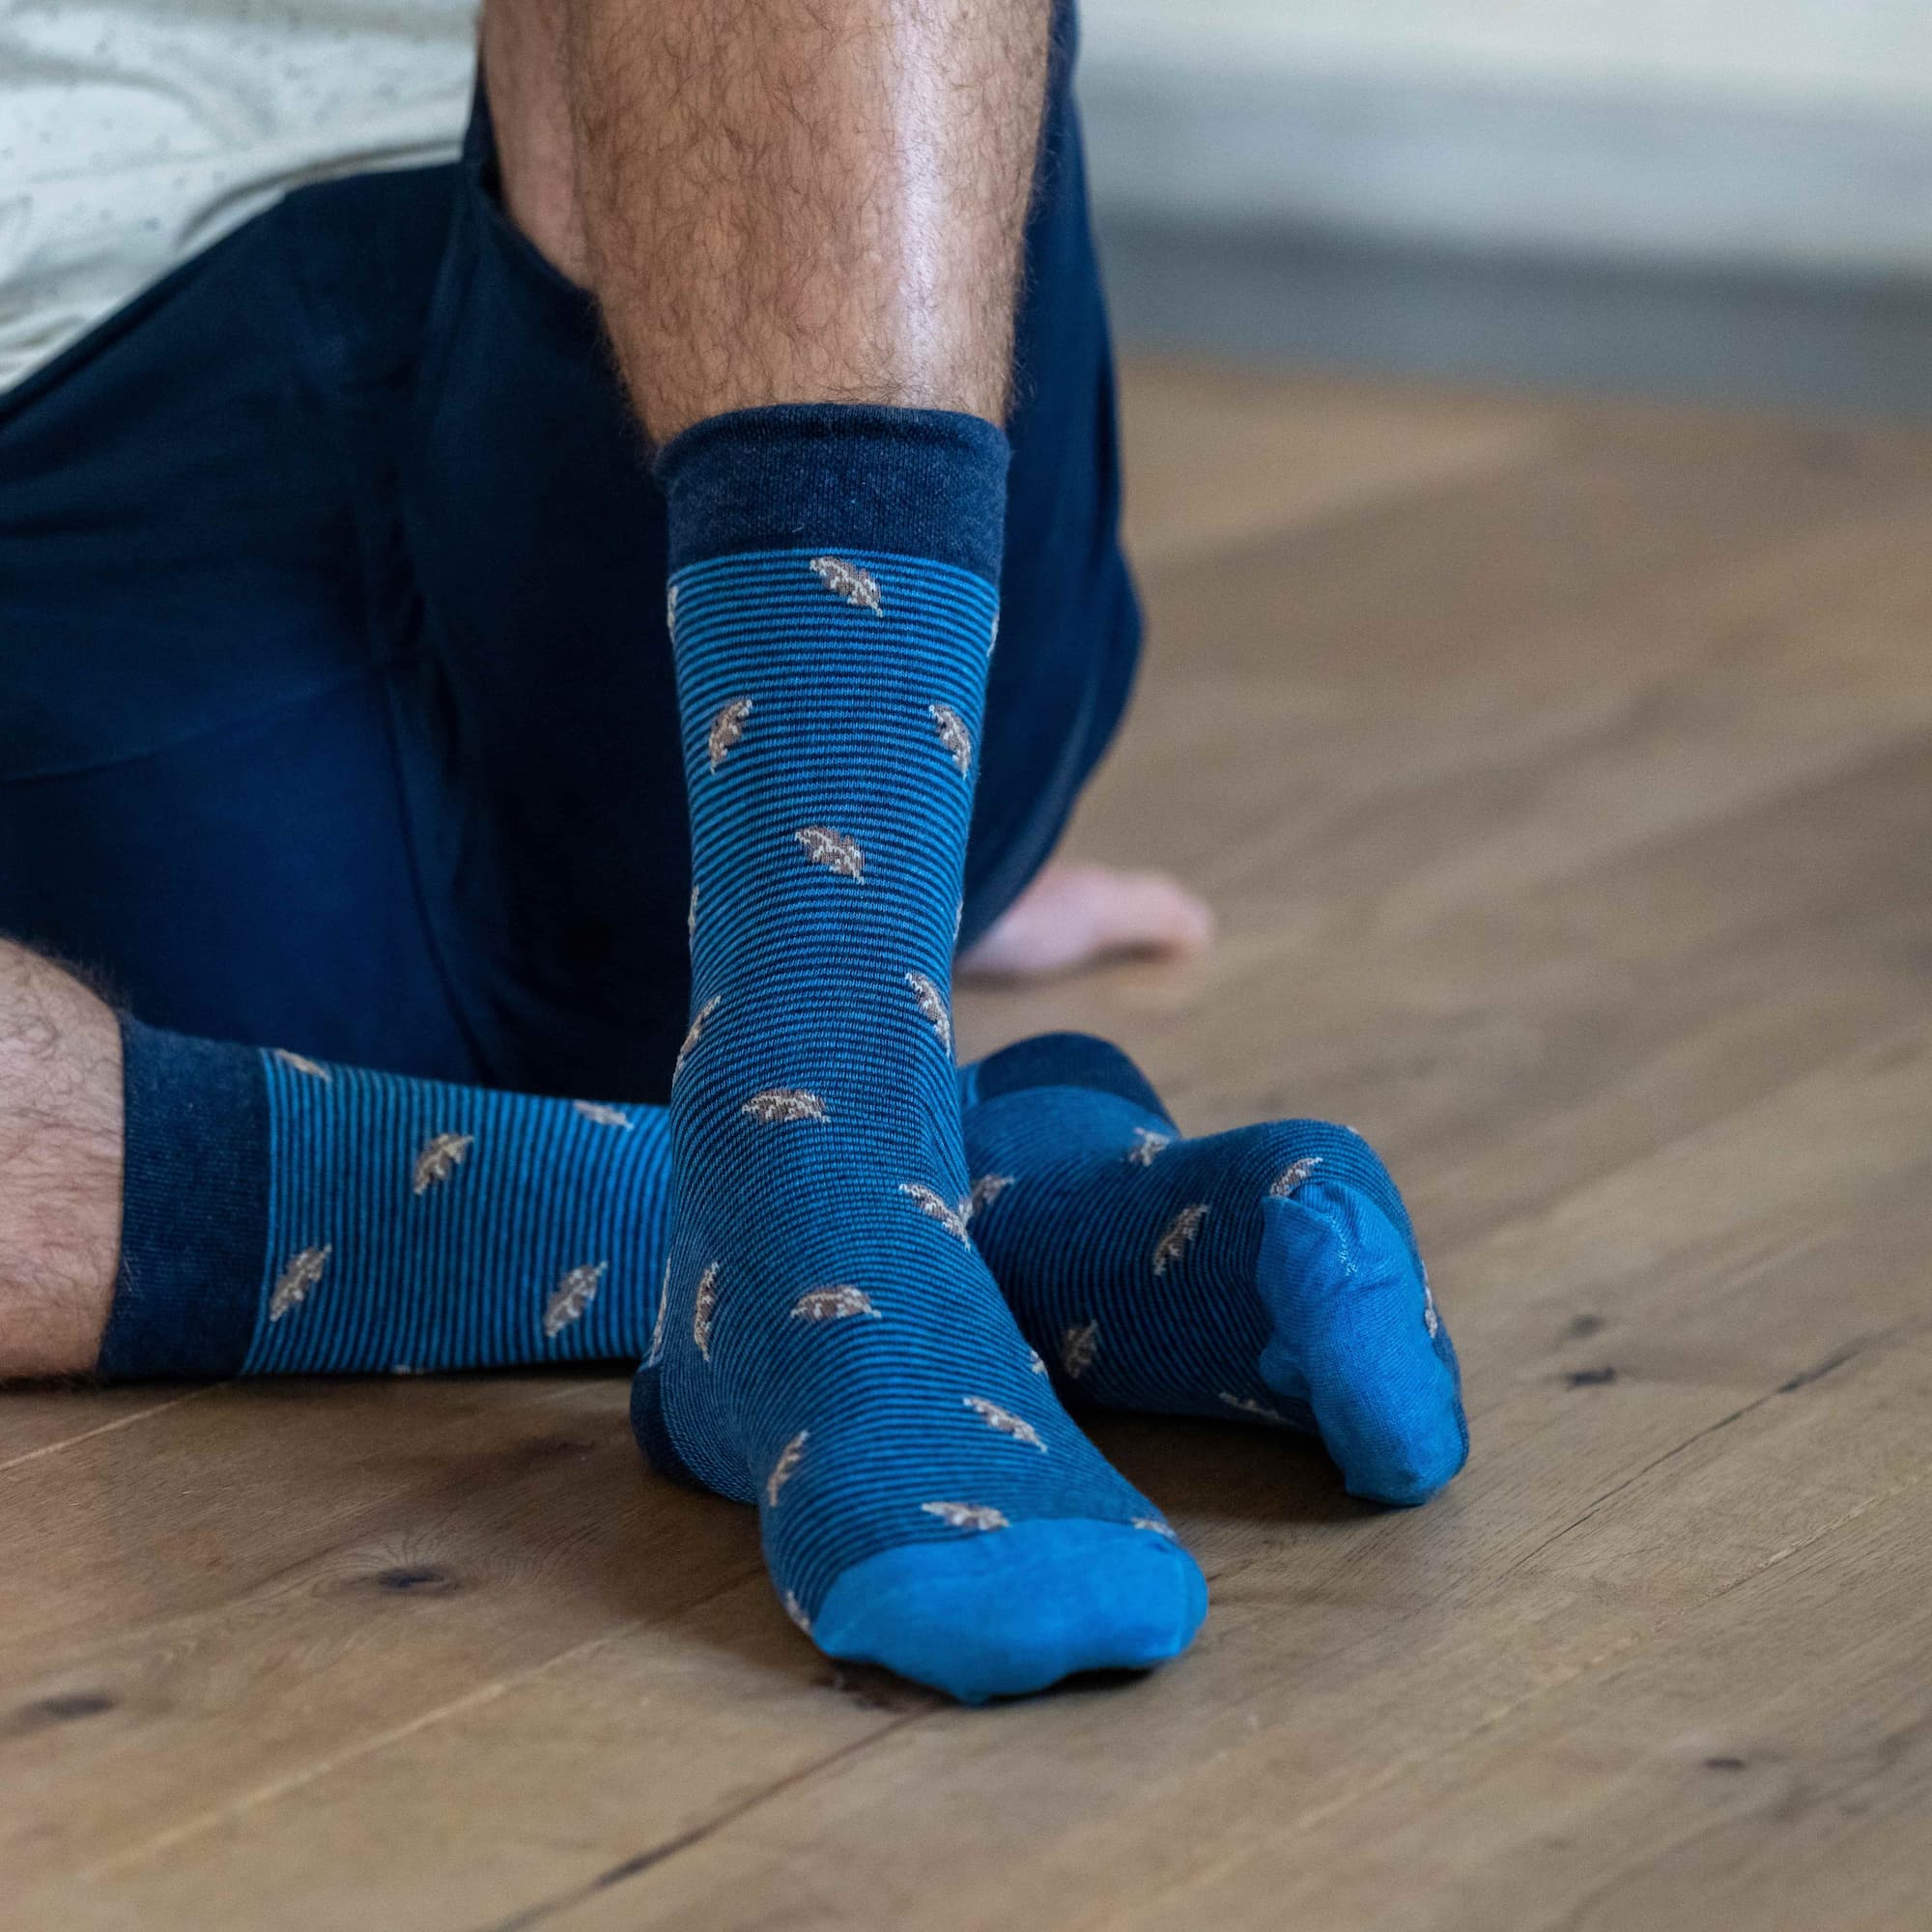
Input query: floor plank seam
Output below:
<box><xmin>0</xmin><ymin>1385</ymin><xmax>222</xmax><ymax>1478</ymax></box>
<box><xmin>1709</xmin><ymin>1461</ymin><xmax>1932</xmax><ymax>1605</ymax></box>
<box><xmin>73</xmin><ymin>1568</ymin><xmax>764</xmax><ymax>1885</ymax></box>
<box><xmin>1500</xmin><ymin>1335</ymin><xmax>1887</xmax><ymax>1580</ymax></box>
<box><xmin>1125</xmin><ymin>1463</ymin><xmax>1932</xmax><ymax>1927</ymax></box>
<box><xmin>479</xmin><ymin>1711</ymin><xmax>928</xmax><ymax>1932</ymax></box>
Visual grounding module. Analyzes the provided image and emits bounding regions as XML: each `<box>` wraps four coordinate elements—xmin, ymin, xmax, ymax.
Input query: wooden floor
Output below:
<box><xmin>10</xmin><ymin>363</ymin><xmax>1932</xmax><ymax>1931</ymax></box>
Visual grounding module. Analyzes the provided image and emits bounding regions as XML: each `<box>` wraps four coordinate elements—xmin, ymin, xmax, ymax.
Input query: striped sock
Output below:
<box><xmin>98</xmin><ymin>1016</ymin><xmax>669</xmax><ymax>1379</ymax></box>
<box><xmin>962</xmin><ymin>1034</ymin><xmax>1469</xmax><ymax>1506</ymax></box>
<box><xmin>636</xmin><ymin>404</ymin><xmax>1206</xmax><ymax>1702</ymax></box>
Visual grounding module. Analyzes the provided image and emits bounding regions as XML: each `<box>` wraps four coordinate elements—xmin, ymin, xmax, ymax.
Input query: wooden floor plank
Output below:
<box><xmin>0</xmin><ymin>1387</ymin><xmax>215</xmax><ymax>1473</ymax></box>
<box><xmin>1116</xmin><ymin>363</ymin><xmax>1561</xmax><ymax>573</ymax></box>
<box><xmin>1126</xmin><ymin>1433</ymin><xmax>1932</xmax><ymax>1932</ymax></box>
<box><xmin>0</xmin><ymin>1378</ymin><xmax>764</xmax><ymax>1889</ymax></box>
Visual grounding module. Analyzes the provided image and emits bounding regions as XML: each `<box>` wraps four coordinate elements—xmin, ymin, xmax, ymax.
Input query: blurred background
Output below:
<box><xmin>1078</xmin><ymin>0</ymin><xmax>1932</xmax><ymax>419</ymax></box>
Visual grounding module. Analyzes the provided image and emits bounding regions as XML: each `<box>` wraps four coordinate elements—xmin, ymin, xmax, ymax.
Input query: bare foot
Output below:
<box><xmin>958</xmin><ymin>862</ymin><xmax>1215</xmax><ymax>980</ymax></box>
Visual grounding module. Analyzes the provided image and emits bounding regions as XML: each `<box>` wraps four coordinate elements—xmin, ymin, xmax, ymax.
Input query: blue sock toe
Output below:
<box><xmin>811</xmin><ymin>1519</ymin><xmax>1208</xmax><ymax>1705</ymax></box>
<box><xmin>1258</xmin><ymin>1182</ymin><xmax>1467</xmax><ymax>1505</ymax></box>
<box><xmin>962</xmin><ymin>1047</ymin><xmax>1469</xmax><ymax>1507</ymax></box>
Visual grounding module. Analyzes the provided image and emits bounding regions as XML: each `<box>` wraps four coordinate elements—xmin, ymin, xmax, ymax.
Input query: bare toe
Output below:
<box><xmin>959</xmin><ymin>863</ymin><xmax>1215</xmax><ymax>980</ymax></box>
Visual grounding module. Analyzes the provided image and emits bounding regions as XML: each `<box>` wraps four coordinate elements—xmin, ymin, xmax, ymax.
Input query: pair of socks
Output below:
<box><xmin>100</xmin><ymin>403</ymin><xmax>1466</xmax><ymax>1702</ymax></box>
<box><xmin>104</xmin><ymin>1011</ymin><xmax>1463</xmax><ymax>1702</ymax></box>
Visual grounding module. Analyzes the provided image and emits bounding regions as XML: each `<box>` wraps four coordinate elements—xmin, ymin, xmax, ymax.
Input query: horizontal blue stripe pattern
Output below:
<box><xmin>244</xmin><ymin>1054</ymin><xmax>669</xmax><ymax>1375</ymax></box>
<box><xmin>656</xmin><ymin>548</ymin><xmax>1169</xmax><ymax>1582</ymax></box>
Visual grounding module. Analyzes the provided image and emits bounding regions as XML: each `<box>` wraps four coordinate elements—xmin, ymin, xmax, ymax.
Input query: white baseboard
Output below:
<box><xmin>1075</xmin><ymin>59</ymin><xmax>1932</xmax><ymax>280</ymax></box>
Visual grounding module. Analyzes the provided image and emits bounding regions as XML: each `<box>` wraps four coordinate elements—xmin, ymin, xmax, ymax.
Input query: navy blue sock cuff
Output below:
<box><xmin>97</xmin><ymin>1016</ymin><xmax>269</xmax><ymax>1380</ymax></box>
<box><xmin>654</xmin><ymin>404</ymin><xmax>1010</xmax><ymax>581</ymax></box>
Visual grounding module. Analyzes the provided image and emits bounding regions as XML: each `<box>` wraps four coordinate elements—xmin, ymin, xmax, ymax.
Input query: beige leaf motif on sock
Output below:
<box><xmin>1269</xmin><ymin>1155</ymin><xmax>1324</xmax><ymax>1197</ymax></box>
<box><xmin>795</xmin><ymin>826</ymin><xmax>864</xmax><ymax>880</ymax></box>
<box><xmin>411</xmin><ymin>1131</ymin><xmax>473</xmax><ymax>1195</ymax></box>
<box><xmin>743</xmin><ymin>1088</ymin><xmax>830</xmax><ymax>1124</ymax></box>
<box><xmin>1061</xmin><ymin>1320</ymin><xmax>1099</xmax><ymax>1378</ymax></box>
<box><xmin>1219</xmin><ymin>1391</ymin><xmax>1291</xmax><ymax>1426</ymax></box>
<box><xmin>810</xmin><ymin>555</ymin><xmax>883</xmax><ymax>614</ymax></box>
<box><xmin>272</xmin><ymin>1048</ymin><xmax>330</xmax><ymax>1081</ymax></box>
<box><xmin>1423</xmin><ymin>1278</ymin><xmax>1441</xmax><ymax>1339</ymax></box>
<box><xmin>269</xmin><ymin>1244</ymin><xmax>330</xmax><ymax>1321</ymax></box>
<box><xmin>1152</xmin><ymin>1203</ymin><xmax>1209</xmax><ymax>1276</ymax></box>
<box><xmin>666</xmin><ymin>581</ymin><xmax>678</xmax><ymax>632</ymax></box>
<box><xmin>928</xmin><ymin>703</ymin><xmax>973</xmax><ymax>776</ymax></box>
<box><xmin>782</xmin><ymin>1588</ymin><xmax>812</xmax><ymax>1635</ymax></box>
<box><xmin>967</xmin><ymin>1173</ymin><xmax>1013</xmax><ymax>1219</ymax></box>
<box><xmin>922</xmin><ymin>1500</ymin><xmax>1009</xmax><ymax>1532</ymax></box>
<box><xmin>673</xmin><ymin>995</ymin><xmax>721</xmax><ymax>1085</ymax></box>
<box><xmin>767</xmin><ymin>1429</ymin><xmax>809</xmax><ymax>1506</ymax></box>
<box><xmin>693</xmin><ymin>1262</ymin><xmax>720</xmax><ymax>1359</ymax></box>
<box><xmin>647</xmin><ymin>1259</ymin><xmax>672</xmax><ymax>1366</ymax></box>
<box><xmin>1126</xmin><ymin>1126</ymin><xmax>1172</xmax><ymax>1168</ymax></box>
<box><xmin>1133</xmin><ymin>1517</ymin><xmax>1178</xmax><ymax>1539</ymax></box>
<box><xmin>1026</xmin><ymin>1345</ymin><xmax>1050</xmax><ymax>1377</ymax></box>
<box><xmin>544</xmin><ymin>1261</ymin><xmax>607</xmax><ymax>1338</ymax></box>
<box><xmin>790</xmin><ymin>1285</ymin><xmax>879</xmax><ymax>1321</ymax></box>
<box><xmin>573</xmin><ymin>1099</ymin><xmax>635</xmax><ymax>1131</ymax></box>
<box><xmin>707</xmin><ymin>696</ymin><xmax>752</xmax><ymax>772</ymax></box>
<box><xmin>963</xmin><ymin>1395</ymin><xmax>1046</xmax><ymax>1452</ymax></box>
<box><xmin>904</xmin><ymin>971</ymin><xmax>952</xmax><ymax>1052</ymax></box>
<box><xmin>988</xmin><ymin>609</ymin><xmax>999</xmax><ymax>655</ymax></box>
<box><xmin>900</xmin><ymin>1181</ymin><xmax>971</xmax><ymax>1245</ymax></box>
<box><xmin>687</xmin><ymin>884</ymin><xmax>698</xmax><ymax>943</ymax></box>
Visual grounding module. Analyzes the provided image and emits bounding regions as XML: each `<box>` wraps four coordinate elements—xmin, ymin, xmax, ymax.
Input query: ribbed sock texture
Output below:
<box><xmin>99</xmin><ymin>1015</ymin><xmax>670</xmax><ymax>1378</ymax></box>
<box><xmin>963</xmin><ymin>1034</ymin><xmax>1469</xmax><ymax>1506</ymax></box>
<box><xmin>636</xmin><ymin>405</ymin><xmax>1205</xmax><ymax>1700</ymax></box>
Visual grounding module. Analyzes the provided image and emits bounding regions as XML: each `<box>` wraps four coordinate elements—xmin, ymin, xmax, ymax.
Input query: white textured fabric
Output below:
<box><xmin>0</xmin><ymin>0</ymin><xmax>477</xmax><ymax>392</ymax></box>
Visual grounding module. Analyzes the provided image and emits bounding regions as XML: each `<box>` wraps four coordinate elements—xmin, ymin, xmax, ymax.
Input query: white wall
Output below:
<box><xmin>1085</xmin><ymin>1</ymin><xmax>1932</xmax><ymax>109</ymax></box>
<box><xmin>1077</xmin><ymin>2</ymin><xmax>1932</xmax><ymax>275</ymax></box>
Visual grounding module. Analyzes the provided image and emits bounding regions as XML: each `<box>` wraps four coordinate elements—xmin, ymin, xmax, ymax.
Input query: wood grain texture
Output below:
<box><xmin>7</xmin><ymin>362</ymin><xmax>1932</xmax><ymax>1931</ymax></box>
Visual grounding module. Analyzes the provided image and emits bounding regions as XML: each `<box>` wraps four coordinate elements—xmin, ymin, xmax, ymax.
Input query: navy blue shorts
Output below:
<box><xmin>0</xmin><ymin>24</ymin><xmax>1139</xmax><ymax>1102</ymax></box>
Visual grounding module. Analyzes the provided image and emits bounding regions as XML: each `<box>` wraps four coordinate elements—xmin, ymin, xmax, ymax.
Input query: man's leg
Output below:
<box><xmin>499</xmin><ymin>0</ymin><xmax>1209</xmax><ymax>1700</ymax></box>
<box><xmin>565</xmin><ymin>0</ymin><xmax>1043</xmax><ymax>432</ymax></box>
<box><xmin>0</xmin><ymin>945</ymin><xmax>119</xmax><ymax>1378</ymax></box>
